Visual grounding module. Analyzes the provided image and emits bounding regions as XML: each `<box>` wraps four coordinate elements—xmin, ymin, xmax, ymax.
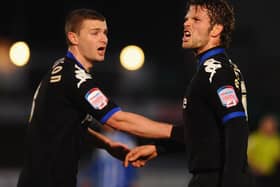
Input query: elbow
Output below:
<box><xmin>105</xmin><ymin>111</ymin><xmax>125</xmax><ymax>131</ymax></box>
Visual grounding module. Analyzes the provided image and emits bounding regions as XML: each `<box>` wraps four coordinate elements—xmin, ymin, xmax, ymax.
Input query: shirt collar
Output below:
<box><xmin>66</xmin><ymin>51</ymin><xmax>86</xmax><ymax>70</ymax></box>
<box><xmin>197</xmin><ymin>47</ymin><xmax>225</xmax><ymax>68</ymax></box>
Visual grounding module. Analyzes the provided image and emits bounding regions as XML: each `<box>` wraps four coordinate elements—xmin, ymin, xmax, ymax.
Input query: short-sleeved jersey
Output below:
<box><xmin>183</xmin><ymin>47</ymin><xmax>248</xmax><ymax>172</ymax></box>
<box><xmin>17</xmin><ymin>51</ymin><xmax>121</xmax><ymax>187</ymax></box>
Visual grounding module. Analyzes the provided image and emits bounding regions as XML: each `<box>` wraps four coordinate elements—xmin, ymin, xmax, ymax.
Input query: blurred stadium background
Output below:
<box><xmin>0</xmin><ymin>0</ymin><xmax>280</xmax><ymax>186</ymax></box>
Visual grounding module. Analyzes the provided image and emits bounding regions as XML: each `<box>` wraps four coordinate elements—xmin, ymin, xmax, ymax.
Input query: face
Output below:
<box><xmin>260</xmin><ymin>116</ymin><xmax>278</xmax><ymax>136</ymax></box>
<box><xmin>75</xmin><ymin>19</ymin><xmax>108</xmax><ymax>63</ymax></box>
<box><xmin>182</xmin><ymin>5</ymin><xmax>213</xmax><ymax>54</ymax></box>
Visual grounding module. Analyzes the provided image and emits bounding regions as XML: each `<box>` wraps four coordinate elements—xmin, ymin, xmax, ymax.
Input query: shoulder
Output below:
<box><xmin>73</xmin><ymin>64</ymin><xmax>93</xmax><ymax>89</ymax></box>
<box><xmin>52</xmin><ymin>57</ymin><xmax>65</xmax><ymax>68</ymax></box>
<box><xmin>202</xmin><ymin>57</ymin><xmax>234</xmax><ymax>84</ymax></box>
<box><xmin>54</xmin><ymin>57</ymin><xmax>93</xmax><ymax>88</ymax></box>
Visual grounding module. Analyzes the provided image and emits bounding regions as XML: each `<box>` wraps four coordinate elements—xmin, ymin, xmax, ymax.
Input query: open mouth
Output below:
<box><xmin>184</xmin><ymin>31</ymin><xmax>191</xmax><ymax>37</ymax></box>
<box><xmin>97</xmin><ymin>47</ymin><xmax>106</xmax><ymax>51</ymax></box>
<box><xmin>182</xmin><ymin>30</ymin><xmax>191</xmax><ymax>42</ymax></box>
<box><xmin>97</xmin><ymin>47</ymin><xmax>106</xmax><ymax>56</ymax></box>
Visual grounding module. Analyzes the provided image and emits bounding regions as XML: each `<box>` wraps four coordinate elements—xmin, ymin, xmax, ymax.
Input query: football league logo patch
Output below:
<box><xmin>85</xmin><ymin>88</ymin><xmax>108</xmax><ymax>110</ymax></box>
<box><xmin>217</xmin><ymin>86</ymin><xmax>239</xmax><ymax>108</ymax></box>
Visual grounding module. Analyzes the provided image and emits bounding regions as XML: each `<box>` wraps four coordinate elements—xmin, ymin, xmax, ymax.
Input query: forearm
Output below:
<box><xmin>106</xmin><ymin>111</ymin><xmax>173</xmax><ymax>139</ymax></box>
<box><xmin>155</xmin><ymin>139</ymin><xmax>185</xmax><ymax>155</ymax></box>
<box><xmin>170</xmin><ymin>125</ymin><xmax>185</xmax><ymax>143</ymax></box>
<box><xmin>224</xmin><ymin>118</ymin><xmax>248</xmax><ymax>172</ymax></box>
<box><xmin>154</xmin><ymin>125</ymin><xmax>186</xmax><ymax>154</ymax></box>
<box><xmin>222</xmin><ymin>118</ymin><xmax>249</xmax><ymax>187</ymax></box>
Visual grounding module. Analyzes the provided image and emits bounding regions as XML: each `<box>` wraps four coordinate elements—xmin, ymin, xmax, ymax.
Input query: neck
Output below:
<box><xmin>196</xmin><ymin>46</ymin><xmax>225</xmax><ymax>68</ymax></box>
<box><xmin>196</xmin><ymin>37</ymin><xmax>222</xmax><ymax>55</ymax></box>
<box><xmin>68</xmin><ymin>48</ymin><xmax>92</xmax><ymax>72</ymax></box>
<box><xmin>196</xmin><ymin>44</ymin><xmax>220</xmax><ymax>55</ymax></box>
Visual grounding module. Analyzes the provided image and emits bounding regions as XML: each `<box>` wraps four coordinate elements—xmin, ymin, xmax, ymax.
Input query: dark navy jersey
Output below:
<box><xmin>183</xmin><ymin>47</ymin><xmax>249</xmax><ymax>172</ymax></box>
<box><xmin>17</xmin><ymin>52</ymin><xmax>121</xmax><ymax>187</ymax></box>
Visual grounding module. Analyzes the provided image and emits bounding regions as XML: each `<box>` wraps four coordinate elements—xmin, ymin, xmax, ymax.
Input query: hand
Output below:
<box><xmin>106</xmin><ymin>141</ymin><xmax>130</xmax><ymax>161</ymax></box>
<box><xmin>87</xmin><ymin>127</ymin><xmax>130</xmax><ymax>161</ymax></box>
<box><xmin>124</xmin><ymin>145</ymin><xmax>158</xmax><ymax>168</ymax></box>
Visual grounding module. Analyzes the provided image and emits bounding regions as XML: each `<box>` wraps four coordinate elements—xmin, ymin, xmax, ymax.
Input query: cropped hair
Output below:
<box><xmin>64</xmin><ymin>8</ymin><xmax>106</xmax><ymax>45</ymax></box>
<box><xmin>186</xmin><ymin>0</ymin><xmax>235</xmax><ymax>48</ymax></box>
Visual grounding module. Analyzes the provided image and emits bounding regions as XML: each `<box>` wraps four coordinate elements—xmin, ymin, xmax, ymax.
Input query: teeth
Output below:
<box><xmin>185</xmin><ymin>31</ymin><xmax>191</xmax><ymax>36</ymax></box>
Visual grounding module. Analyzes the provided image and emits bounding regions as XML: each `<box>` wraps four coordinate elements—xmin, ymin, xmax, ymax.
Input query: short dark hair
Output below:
<box><xmin>186</xmin><ymin>0</ymin><xmax>235</xmax><ymax>48</ymax></box>
<box><xmin>64</xmin><ymin>8</ymin><xmax>106</xmax><ymax>45</ymax></box>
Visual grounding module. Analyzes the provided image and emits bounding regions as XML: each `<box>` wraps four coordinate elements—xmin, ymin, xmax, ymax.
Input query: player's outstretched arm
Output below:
<box><xmin>106</xmin><ymin>111</ymin><xmax>173</xmax><ymax>139</ymax></box>
<box><xmin>124</xmin><ymin>145</ymin><xmax>158</xmax><ymax>168</ymax></box>
<box><xmin>87</xmin><ymin>128</ymin><xmax>130</xmax><ymax>161</ymax></box>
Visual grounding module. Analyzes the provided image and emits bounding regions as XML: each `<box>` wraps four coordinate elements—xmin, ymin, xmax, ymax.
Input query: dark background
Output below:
<box><xmin>0</xmin><ymin>0</ymin><xmax>280</xmax><ymax>170</ymax></box>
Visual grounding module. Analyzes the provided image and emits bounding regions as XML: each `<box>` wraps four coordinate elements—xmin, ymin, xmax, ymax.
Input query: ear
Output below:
<box><xmin>67</xmin><ymin>32</ymin><xmax>79</xmax><ymax>45</ymax></box>
<box><xmin>210</xmin><ymin>24</ymin><xmax>223</xmax><ymax>37</ymax></box>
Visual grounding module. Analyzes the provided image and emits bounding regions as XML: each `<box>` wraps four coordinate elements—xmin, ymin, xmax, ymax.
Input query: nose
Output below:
<box><xmin>184</xmin><ymin>15</ymin><xmax>193</xmax><ymax>26</ymax></box>
<box><xmin>100</xmin><ymin>33</ymin><xmax>108</xmax><ymax>44</ymax></box>
<box><xmin>184</xmin><ymin>19</ymin><xmax>190</xmax><ymax>27</ymax></box>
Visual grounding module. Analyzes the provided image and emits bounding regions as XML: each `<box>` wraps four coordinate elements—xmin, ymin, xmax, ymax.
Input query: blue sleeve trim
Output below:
<box><xmin>222</xmin><ymin>111</ymin><xmax>246</xmax><ymax>124</ymax></box>
<box><xmin>100</xmin><ymin>107</ymin><xmax>122</xmax><ymax>124</ymax></box>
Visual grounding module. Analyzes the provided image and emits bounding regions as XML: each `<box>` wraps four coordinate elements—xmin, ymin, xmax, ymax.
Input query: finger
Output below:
<box><xmin>147</xmin><ymin>151</ymin><xmax>157</xmax><ymax>160</ymax></box>
<box><xmin>131</xmin><ymin>161</ymin><xmax>141</xmax><ymax>168</ymax></box>
<box><xmin>124</xmin><ymin>152</ymin><xmax>132</xmax><ymax>167</ymax></box>
<box><xmin>124</xmin><ymin>149</ymin><xmax>141</xmax><ymax>167</ymax></box>
<box><xmin>124</xmin><ymin>157</ymin><xmax>129</xmax><ymax>167</ymax></box>
<box><xmin>131</xmin><ymin>160</ymin><xmax>145</xmax><ymax>168</ymax></box>
<box><xmin>127</xmin><ymin>150</ymin><xmax>143</xmax><ymax>162</ymax></box>
<box><xmin>119</xmin><ymin>143</ymin><xmax>129</xmax><ymax>149</ymax></box>
<box><xmin>114</xmin><ymin>142</ymin><xmax>129</xmax><ymax>150</ymax></box>
<box><xmin>136</xmin><ymin>160</ymin><xmax>145</xmax><ymax>167</ymax></box>
<box><xmin>120</xmin><ymin>146</ymin><xmax>130</xmax><ymax>154</ymax></box>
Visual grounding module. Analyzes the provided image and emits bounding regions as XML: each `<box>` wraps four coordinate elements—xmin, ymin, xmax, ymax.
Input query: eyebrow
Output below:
<box><xmin>89</xmin><ymin>28</ymin><xmax>102</xmax><ymax>31</ymax></box>
<box><xmin>89</xmin><ymin>27</ymin><xmax>108</xmax><ymax>34</ymax></box>
<box><xmin>89</xmin><ymin>27</ymin><xmax>106</xmax><ymax>31</ymax></box>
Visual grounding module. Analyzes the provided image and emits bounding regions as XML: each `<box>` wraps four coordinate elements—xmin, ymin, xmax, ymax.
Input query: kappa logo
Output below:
<box><xmin>204</xmin><ymin>59</ymin><xmax>222</xmax><ymax>83</ymax></box>
<box><xmin>74</xmin><ymin>64</ymin><xmax>92</xmax><ymax>88</ymax></box>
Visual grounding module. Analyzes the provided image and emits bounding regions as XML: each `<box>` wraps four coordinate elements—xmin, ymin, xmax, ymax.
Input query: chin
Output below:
<box><xmin>182</xmin><ymin>44</ymin><xmax>191</xmax><ymax>49</ymax></box>
<box><xmin>95</xmin><ymin>60</ymin><xmax>104</xmax><ymax>63</ymax></box>
<box><xmin>95</xmin><ymin>57</ymin><xmax>105</xmax><ymax>62</ymax></box>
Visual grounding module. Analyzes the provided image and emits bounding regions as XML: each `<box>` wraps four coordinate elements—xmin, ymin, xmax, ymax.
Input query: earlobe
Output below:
<box><xmin>211</xmin><ymin>24</ymin><xmax>223</xmax><ymax>37</ymax></box>
<box><xmin>68</xmin><ymin>32</ymin><xmax>78</xmax><ymax>45</ymax></box>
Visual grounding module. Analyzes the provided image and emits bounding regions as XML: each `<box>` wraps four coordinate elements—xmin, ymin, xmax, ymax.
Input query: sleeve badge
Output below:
<box><xmin>217</xmin><ymin>85</ymin><xmax>239</xmax><ymax>108</ymax></box>
<box><xmin>85</xmin><ymin>88</ymin><xmax>108</xmax><ymax>110</ymax></box>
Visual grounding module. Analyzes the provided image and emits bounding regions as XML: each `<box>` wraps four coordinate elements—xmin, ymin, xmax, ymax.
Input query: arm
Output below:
<box><xmin>105</xmin><ymin>111</ymin><xmax>173</xmax><ymax>139</ymax></box>
<box><xmin>152</xmin><ymin>125</ymin><xmax>185</xmax><ymax>154</ymax></box>
<box><xmin>87</xmin><ymin>128</ymin><xmax>130</xmax><ymax>161</ymax></box>
<box><xmin>210</xmin><ymin>66</ymin><xmax>250</xmax><ymax>187</ymax></box>
<box><xmin>221</xmin><ymin>118</ymin><xmax>249</xmax><ymax>187</ymax></box>
<box><xmin>75</xmin><ymin>77</ymin><xmax>172</xmax><ymax>139</ymax></box>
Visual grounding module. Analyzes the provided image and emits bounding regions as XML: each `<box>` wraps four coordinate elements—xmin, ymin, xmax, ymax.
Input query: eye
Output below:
<box><xmin>90</xmin><ymin>31</ymin><xmax>99</xmax><ymax>36</ymax></box>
